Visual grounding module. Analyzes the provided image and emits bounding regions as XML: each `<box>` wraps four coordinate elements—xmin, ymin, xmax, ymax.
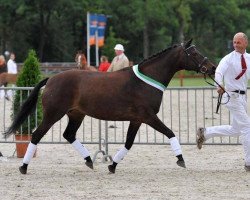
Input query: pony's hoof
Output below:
<box><xmin>85</xmin><ymin>161</ymin><xmax>94</xmax><ymax>170</ymax></box>
<box><xmin>19</xmin><ymin>166</ymin><xmax>27</xmax><ymax>174</ymax></box>
<box><xmin>177</xmin><ymin>160</ymin><xmax>186</xmax><ymax>168</ymax></box>
<box><xmin>108</xmin><ymin>165</ymin><xmax>116</xmax><ymax>174</ymax></box>
<box><xmin>245</xmin><ymin>165</ymin><xmax>250</xmax><ymax>172</ymax></box>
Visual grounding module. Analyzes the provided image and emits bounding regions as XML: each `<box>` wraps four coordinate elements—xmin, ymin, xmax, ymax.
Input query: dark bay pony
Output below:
<box><xmin>3</xmin><ymin>39</ymin><xmax>216</xmax><ymax>174</ymax></box>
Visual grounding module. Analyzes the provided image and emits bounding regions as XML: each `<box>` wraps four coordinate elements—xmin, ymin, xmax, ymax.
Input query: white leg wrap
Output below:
<box><xmin>72</xmin><ymin>139</ymin><xmax>90</xmax><ymax>159</ymax></box>
<box><xmin>113</xmin><ymin>147</ymin><xmax>129</xmax><ymax>163</ymax></box>
<box><xmin>23</xmin><ymin>142</ymin><xmax>37</xmax><ymax>164</ymax></box>
<box><xmin>170</xmin><ymin>137</ymin><xmax>182</xmax><ymax>156</ymax></box>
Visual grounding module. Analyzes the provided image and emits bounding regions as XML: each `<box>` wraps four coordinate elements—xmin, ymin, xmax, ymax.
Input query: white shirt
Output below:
<box><xmin>215</xmin><ymin>50</ymin><xmax>250</xmax><ymax>91</ymax></box>
<box><xmin>7</xmin><ymin>59</ymin><xmax>17</xmax><ymax>74</ymax></box>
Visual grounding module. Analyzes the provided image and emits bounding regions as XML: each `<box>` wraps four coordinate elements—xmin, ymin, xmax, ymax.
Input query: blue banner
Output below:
<box><xmin>89</xmin><ymin>13</ymin><xmax>107</xmax><ymax>47</ymax></box>
<box><xmin>89</xmin><ymin>14</ymin><xmax>98</xmax><ymax>46</ymax></box>
<box><xmin>97</xmin><ymin>14</ymin><xmax>107</xmax><ymax>47</ymax></box>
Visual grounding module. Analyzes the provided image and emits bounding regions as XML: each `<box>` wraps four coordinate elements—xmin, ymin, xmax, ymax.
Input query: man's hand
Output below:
<box><xmin>217</xmin><ymin>86</ymin><xmax>225</xmax><ymax>94</ymax></box>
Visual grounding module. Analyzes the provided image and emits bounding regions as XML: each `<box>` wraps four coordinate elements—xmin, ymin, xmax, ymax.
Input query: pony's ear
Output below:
<box><xmin>184</xmin><ymin>39</ymin><xmax>193</xmax><ymax>48</ymax></box>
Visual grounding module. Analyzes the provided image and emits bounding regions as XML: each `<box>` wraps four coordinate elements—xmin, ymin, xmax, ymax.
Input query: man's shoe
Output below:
<box><xmin>196</xmin><ymin>128</ymin><xmax>205</xmax><ymax>149</ymax></box>
<box><xmin>244</xmin><ymin>165</ymin><xmax>250</xmax><ymax>172</ymax></box>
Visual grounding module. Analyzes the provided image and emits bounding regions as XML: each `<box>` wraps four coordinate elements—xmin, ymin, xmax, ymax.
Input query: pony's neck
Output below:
<box><xmin>139</xmin><ymin>48</ymin><xmax>183</xmax><ymax>87</ymax></box>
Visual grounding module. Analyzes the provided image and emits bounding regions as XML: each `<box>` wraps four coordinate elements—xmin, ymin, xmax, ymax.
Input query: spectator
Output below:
<box><xmin>0</xmin><ymin>55</ymin><xmax>9</xmax><ymax>100</ymax></box>
<box><xmin>6</xmin><ymin>52</ymin><xmax>18</xmax><ymax>99</ymax></box>
<box><xmin>7</xmin><ymin>52</ymin><xmax>18</xmax><ymax>74</ymax></box>
<box><xmin>107</xmin><ymin>44</ymin><xmax>129</xmax><ymax>72</ymax></box>
<box><xmin>98</xmin><ymin>56</ymin><xmax>110</xmax><ymax>72</ymax></box>
<box><xmin>0</xmin><ymin>55</ymin><xmax>7</xmax><ymax>73</ymax></box>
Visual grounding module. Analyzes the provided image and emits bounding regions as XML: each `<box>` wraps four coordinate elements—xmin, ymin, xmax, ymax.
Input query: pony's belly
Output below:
<box><xmin>87</xmin><ymin>113</ymin><xmax>135</xmax><ymax>121</ymax></box>
<box><xmin>85</xmin><ymin>108</ymin><xmax>139</xmax><ymax>122</ymax></box>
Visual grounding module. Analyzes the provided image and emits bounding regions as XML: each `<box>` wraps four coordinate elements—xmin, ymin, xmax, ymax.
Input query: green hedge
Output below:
<box><xmin>12</xmin><ymin>50</ymin><xmax>43</xmax><ymax>134</ymax></box>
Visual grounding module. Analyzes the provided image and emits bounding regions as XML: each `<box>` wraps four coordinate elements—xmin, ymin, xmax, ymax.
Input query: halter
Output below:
<box><xmin>183</xmin><ymin>44</ymin><xmax>230</xmax><ymax>113</ymax></box>
<box><xmin>184</xmin><ymin>45</ymin><xmax>209</xmax><ymax>74</ymax></box>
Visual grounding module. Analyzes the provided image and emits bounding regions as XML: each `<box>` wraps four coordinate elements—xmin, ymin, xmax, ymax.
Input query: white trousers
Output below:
<box><xmin>205</xmin><ymin>93</ymin><xmax>250</xmax><ymax>165</ymax></box>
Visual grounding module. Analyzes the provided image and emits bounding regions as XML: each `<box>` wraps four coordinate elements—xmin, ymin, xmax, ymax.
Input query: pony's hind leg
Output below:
<box><xmin>108</xmin><ymin>122</ymin><xmax>141</xmax><ymax>174</ymax></box>
<box><xmin>19</xmin><ymin>116</ymin><xmax>60</xmax><ymax>174</ymax></box>
<box><xmin>63</xmin><ymin>112</ymin><xmax>93</xmax><ymax>170</ymax></box>
<box><xmin>19</xmin><ymin>105</ymin><xmax>68</xmax><ymax>174</ymax></box>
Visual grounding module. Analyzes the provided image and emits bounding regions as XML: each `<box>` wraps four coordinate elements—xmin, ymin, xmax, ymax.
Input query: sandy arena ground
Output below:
<box><xmin>0</xmin><ymin>143</ymin><xmax>250</xmax><ymax>200</ymax></box>
<box><xmin>1</xmin><ymin>90</ymin><xmax>250</xmax><ymax>199</ymax></box>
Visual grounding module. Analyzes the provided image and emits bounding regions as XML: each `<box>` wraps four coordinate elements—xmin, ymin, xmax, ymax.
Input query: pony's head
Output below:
<box><xmin>76</xmin><ymin>53</ymin><xmax>87</xmax><ymax>69</ymax></box>
<box><xmin>182</xmin><ymin>39</ymin><xmax>216</xmax><ymax>75</ymax></box>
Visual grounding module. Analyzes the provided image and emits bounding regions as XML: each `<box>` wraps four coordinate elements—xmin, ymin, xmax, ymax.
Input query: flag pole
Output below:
<box><xmin>95</xmin><ymin>30</ymin><xmax>99</xmax><ymax>67</ymax></box>
<box><xmin>87</xmin><ymin>12</ymin><xmax>90</xmax><ymax>66</ymax></box>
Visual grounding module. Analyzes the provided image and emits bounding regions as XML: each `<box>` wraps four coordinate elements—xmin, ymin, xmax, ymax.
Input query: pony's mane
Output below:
<box><xmin>139</xmin><ymin>44</ymin><xmax>179</xmax><ymax>65</ymax></box>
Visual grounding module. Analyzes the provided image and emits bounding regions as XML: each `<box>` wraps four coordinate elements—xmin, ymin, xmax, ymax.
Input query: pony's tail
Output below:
<box><xmin>3</xmin><ymin>78</ymin><xmax>49</xmax><ymax>138</ymax></box>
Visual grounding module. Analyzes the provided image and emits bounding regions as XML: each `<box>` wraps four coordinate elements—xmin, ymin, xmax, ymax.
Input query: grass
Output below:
<box><xmin>169</xmin><ymin>77</ymin><xmax>250</xmax><ymax>87</ymax></box>
<box><xmin>168</xmin><ymin>77</ymin><xmax>214</xmax><ymax>87</ymax></box>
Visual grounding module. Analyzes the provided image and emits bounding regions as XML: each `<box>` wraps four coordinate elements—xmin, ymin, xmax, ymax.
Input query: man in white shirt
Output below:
<box><xmin>107</xmin><ymin>44</ymin><xmax>129</xmax><ymax>72</ymax></box>
<box><xmin>196</xmin><ymin>32</ymin><xmax>250</xmax><ymax>172</ymax></box>
<box><xmin>6</xmin><ymin>52</ymin><xmax>18</xmax><ymax>99</ymax></box>
<box><xmin>7</xmin><ymin>53</ymin><xmax>18</xmax><ymax>74</ymax></box>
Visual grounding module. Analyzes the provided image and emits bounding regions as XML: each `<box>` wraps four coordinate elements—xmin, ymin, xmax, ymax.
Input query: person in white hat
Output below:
<box><xmin>107</xmin><ymin>44</ymin><xmax>129</xmax><ymax>72</ymax></box>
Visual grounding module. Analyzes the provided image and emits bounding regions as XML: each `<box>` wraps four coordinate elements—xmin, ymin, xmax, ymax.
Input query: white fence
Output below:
<box><xmin>0</xmin><ymin>86</ymin><xmax>244</xmax><ymax>157</ymax></box>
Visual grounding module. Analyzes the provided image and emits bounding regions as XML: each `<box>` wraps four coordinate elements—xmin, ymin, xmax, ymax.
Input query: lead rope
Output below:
<box><xmin>203</xmin><ymin>74</ymin><xmax>230</xmax><ymax>114</ymax></box>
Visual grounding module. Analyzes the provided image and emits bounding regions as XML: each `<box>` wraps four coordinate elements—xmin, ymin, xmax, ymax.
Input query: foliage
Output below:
<box><xmin>1</xmin><ymin>0</ymin><xmax>250</xmax><ymax>64</ymax></box>
<box><xmin>12</xmin><ymin>50</ymin><xmax>42</xmax><ymax>134</ymax></box>
<box><xmin>101</xmin><ymin>26</ymin><xmax>128</xmax><ymax>63</ymax></box>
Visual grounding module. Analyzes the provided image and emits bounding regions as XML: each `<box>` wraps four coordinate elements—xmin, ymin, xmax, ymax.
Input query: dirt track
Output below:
<box><xmin>1</xmin><ymin>89</ymin><xmax>250</xmax><ymax>199</ymax></box>
<box><xmin>0</xmin><ymin>143</ymin><xmax>250</xmax><ymax>200</ymax></box>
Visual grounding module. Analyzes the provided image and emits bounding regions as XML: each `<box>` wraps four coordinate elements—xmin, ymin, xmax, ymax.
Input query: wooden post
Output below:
<box><xmin>179</xmin><ymin>70</ymin><xmax>184</xmax><ymax>86</ymax></box>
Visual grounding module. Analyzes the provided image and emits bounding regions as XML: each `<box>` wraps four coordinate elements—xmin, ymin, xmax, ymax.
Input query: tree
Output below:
<box><xmin>189</xmin><ymin>0</ymin><xmax>240</xmax><ymax>60</ymax></box>
<box><xmin>13</xmin><ymin>50</ymin><xmax>43</xmax><ymax>134</ymax></box>
<box><xmin>101</xmin><ymin>26</ymin><xmax>127</xmax><ymax>62</ymax></box>
<box><xmin>1</xmin><ymin>0</ymin><xmax>250</xmax><ymax>63</ymax></box>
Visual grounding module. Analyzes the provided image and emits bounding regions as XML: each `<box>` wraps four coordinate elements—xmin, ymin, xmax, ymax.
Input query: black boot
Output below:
<box><xmin>108</xmin><ymin>162</ymin><xmax>117</xmax><ymax>174</ymax></box>
<box><xmin>19</xmin><ymin>163</ymin><xmax>28</xmax><ymax>174</ymax></box>
<box><xmin>84</xmin><ymin>156</ymin><xmax>93</xmax><ymax>169</ymax></box>
<box><xmin>176</xmin><ymin>155</ymin><xmax>186</xmax><ymax>168</ymax></box>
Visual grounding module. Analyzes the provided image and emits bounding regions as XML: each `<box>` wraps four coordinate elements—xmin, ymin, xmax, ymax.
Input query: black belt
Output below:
<box><xmin>232</xmin><ymin>90</ymin><xmax>246</xmax><ymax>94</ymax></box>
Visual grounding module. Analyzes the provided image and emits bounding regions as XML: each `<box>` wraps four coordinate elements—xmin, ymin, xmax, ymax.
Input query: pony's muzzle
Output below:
<box><xmin>212</xmin><ymin>66</ymin><xmax>216</xmax><ymax>74</ymax></box>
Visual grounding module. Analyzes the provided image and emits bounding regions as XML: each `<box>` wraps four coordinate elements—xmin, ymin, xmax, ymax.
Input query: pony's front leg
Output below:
<box><xmin>108</xmin><ymin>122</ymin><xmax>141</xmax><ymax>174</ymax></box>
<box><xmin>169</xmin><ymin>137</ymin><xmax>186</xmax><ymax>168</ymax></box>
<box><xmin>147</xmin><ymin>115</ymin><xmax>186</xmax><ymax>168</ymax></box>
